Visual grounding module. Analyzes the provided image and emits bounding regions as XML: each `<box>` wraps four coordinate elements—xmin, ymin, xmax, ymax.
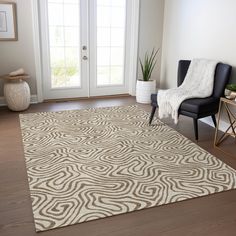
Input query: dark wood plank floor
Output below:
<box><xmin>0</xmin><ymin>96</ymin><xmax>236</xmax><ymax>236</ymax></box>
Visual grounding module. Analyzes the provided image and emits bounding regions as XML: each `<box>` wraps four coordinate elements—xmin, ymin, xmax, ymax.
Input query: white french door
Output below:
<box><xmin>40</xmin><ymin>0</ymin><xmax>89</xmax><ymax>99</ymax></box>
<box><xmin>39</xmin><ymin>0</ymin><xmax>136</xmax><ymax>100</ymax></box>
<box><xmin>90</xmin><ymin>0</ymin><xmax>128</xmax><ymax>96</ymax></box>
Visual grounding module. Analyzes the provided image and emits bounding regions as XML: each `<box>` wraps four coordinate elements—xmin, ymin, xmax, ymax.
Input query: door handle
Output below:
<box><xmin>82</xmin><ymin>56</ymin><xmax>88</xmax><ymax>60</ymax></box>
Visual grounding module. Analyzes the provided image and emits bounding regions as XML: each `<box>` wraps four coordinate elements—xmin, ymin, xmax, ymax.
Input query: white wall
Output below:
<box><xmin>161</xmin><ymin>0</ymin><xmax>236</xmax><ymax>89</ymax></box>
<box><xmin>138</xmin><ymin>0</ymin><xmax>165</xmax><ymax>87</ymax></box>
<box><xmin>0</xmin><ymin>0</ymin><xmax>37</xmax><ymax>96</ymax></box>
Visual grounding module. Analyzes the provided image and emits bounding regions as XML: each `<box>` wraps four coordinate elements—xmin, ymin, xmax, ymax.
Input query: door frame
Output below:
<box><xmin>31</xmin><ymin>0</ymin><xmax>140</xmax><ymax>102</ymax></box>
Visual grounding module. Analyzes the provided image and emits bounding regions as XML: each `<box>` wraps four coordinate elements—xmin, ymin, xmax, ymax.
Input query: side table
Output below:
<box><xmin>0</xmin><ymin>74</ymin><xmax>31</xmax><ymax>111</ymax></box>
<box><xmin>214</xmin><ymin>97</ymin><xmax>236</xmax><ymax>157</ymax></box>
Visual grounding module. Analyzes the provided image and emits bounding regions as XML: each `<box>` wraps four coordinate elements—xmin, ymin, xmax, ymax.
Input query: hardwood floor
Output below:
<box><xmin>0</xmin><ymin>96</ymin><xmax>236</xmax><ymax>236</ymax></box>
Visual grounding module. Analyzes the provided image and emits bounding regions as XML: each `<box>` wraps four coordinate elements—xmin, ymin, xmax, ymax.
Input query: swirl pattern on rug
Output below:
<box><xmin>19</xmin><ymin>105</ymin><xmax>236</xmax><ymax>232</ymax></box>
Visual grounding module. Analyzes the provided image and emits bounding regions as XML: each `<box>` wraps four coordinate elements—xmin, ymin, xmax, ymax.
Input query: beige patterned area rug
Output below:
<box><xmin>19</xmin><ymin>105</ymin><xmax>236</xmax><ymax>232</ymax></box>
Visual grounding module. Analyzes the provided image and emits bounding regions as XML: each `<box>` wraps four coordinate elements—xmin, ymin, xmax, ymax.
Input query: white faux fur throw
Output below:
<box><xmin>157</xmin><ymin>59</ymin><xmax>218</xmax><ymax>123</ymax></box>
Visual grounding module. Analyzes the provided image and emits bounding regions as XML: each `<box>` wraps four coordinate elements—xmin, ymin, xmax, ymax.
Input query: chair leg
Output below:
<box><xmin>211</xmin><ymin>115</ymin><xmax>217</xmax><ymax>127</ymax></box>
<box><xmin>193</xmin><ymin>118</ymin><xmax>199</xmax><ymax>140</ymax></box>
<box><xmin>149</xmin><ymin>106</ymin><xmax>157</xmax><ymax>125</ymax></box>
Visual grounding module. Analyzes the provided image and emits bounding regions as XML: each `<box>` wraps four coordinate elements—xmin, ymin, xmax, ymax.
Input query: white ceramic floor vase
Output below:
<box><xmin>4</xmin><ymin>80</ymin><xmax>30</xmax><ymax>111</ymax></box>
<box><xmin>136</xmin><ymin>80</ymin><xmax>156</xmax><ymax>104</ymax></box>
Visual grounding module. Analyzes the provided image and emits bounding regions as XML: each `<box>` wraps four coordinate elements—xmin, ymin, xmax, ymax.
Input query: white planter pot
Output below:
<box><xmin>136</xmin><ymin>80</ymin><xmax>156</xmax><ymax>104</ymax></box>
<box><xmin>224</xmin><ymin>88</ymin><xmax>231</xmax><ymax>96</ymax></box>
<box><xmin>4</xmin><ymin>80</ymin><xmax>30</xmax><ymax>111</ymax></box>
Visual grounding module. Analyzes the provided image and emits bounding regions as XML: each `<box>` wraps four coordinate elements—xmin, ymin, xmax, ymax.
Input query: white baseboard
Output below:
<box><xmin>0</xmin><ymin>95</ymin><xmax>38</xmax><ymax>107</ymax></box>
<box><xmin>200</xmin><ymin>117</ymin><xmax>229</xmax><ymax>133</ymax></box>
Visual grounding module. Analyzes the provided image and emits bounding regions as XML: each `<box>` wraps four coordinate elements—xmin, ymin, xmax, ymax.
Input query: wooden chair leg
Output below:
<box><xmin>193</xmin><ymin>118</ymin><xmax>199</xmax><ymax>140</ymax></box>
<box><xmin>149</xmin><ymin>106</ymin><xmax>157</xmax><ymax>125</ymax></box>
<box><xmin>211</xmin><ymin>115</ymin><xmax>217</xmax><ymax>127</ymax></box>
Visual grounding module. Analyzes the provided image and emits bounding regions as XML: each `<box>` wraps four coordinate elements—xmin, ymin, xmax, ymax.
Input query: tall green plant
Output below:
<box><xmin>139</xmin><ymin>48</ymin><xmax>159</xmax><ymax>81</ymax></box>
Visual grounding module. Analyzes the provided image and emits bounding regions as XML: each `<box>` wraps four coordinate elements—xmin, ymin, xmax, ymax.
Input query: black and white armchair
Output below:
<box><xmin>149</xmin><ymin>60</ymin><xmax>232</xmax><ymax>140</ymax></box>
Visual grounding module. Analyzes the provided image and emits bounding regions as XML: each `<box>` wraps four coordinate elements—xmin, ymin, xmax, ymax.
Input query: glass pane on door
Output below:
<box><xmin>48</xmin><ymin>0</ymin><xmax>81</xmax><ymax>88</ymax></box>
<box><xmin>96</xmin><ymin>0</ymin><xmax>126</xmax><ymax>86</ymax></box>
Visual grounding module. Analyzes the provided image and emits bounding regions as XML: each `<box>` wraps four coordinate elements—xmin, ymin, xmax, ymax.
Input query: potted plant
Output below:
<box><xmin>136</xmin><ymin>48</ymin><xmax>159</xmax><ymax>104</ymax></box>
<box><xmin>225</xmin><ymin>84</ymin><xmax>236</xmax><ymax>99</ymax></box>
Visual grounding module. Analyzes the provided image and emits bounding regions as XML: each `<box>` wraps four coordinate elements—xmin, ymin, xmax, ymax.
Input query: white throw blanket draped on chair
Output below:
<box><xmin>157</xmin><ymin>59</ymin><xmax>218</xmax><ymax>123</ymax></box>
